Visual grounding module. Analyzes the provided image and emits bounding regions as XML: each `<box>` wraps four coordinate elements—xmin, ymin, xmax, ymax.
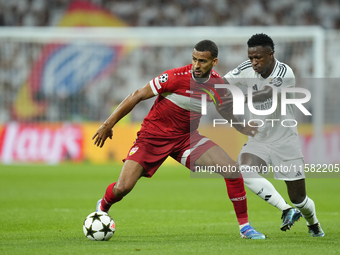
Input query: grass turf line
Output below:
<box><xmin>0</xmin><ymin>164</ymin><xmax>339</xmax><ymax>255</ymax></box>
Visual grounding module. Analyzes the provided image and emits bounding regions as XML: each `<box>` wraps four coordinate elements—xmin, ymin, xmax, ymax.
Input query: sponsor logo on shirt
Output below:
<box><xmin>253</xmin><ymin>98</ymin><xmax>273</xmax><ymax>110</ymax></box>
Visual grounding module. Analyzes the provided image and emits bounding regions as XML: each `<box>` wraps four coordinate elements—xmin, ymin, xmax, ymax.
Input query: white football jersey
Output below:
<box><xmin>224</xmin><ymin>59</ymin><xmax>298</xmax><ymax>143</ymax></box>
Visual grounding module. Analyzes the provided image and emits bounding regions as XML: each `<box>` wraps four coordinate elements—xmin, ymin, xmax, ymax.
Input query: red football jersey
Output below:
<box><xmin>140</xmin><ymin>64</ymin><xmax>224</xmax><ymax>137</ymax></box>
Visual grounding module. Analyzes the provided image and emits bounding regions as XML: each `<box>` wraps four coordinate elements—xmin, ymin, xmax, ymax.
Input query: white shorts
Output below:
<box><xmin>238</xmin><ymin>134</ymin><xmax>305</xmax><ymax>181</ymax></box>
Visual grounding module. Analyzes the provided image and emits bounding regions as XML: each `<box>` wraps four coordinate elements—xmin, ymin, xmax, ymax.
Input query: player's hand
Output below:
<box><xmin>239</xmin><ymin>121</ymin><xmax>258</xmax><ymax>137</ymax></box>
<box><xmin>216</xmin><ymin>96</ymin><xmax>233</xmax><ymax>114</ymax></box>
<box><xmin>92</xmin><ymin>124</ymin><xmax>113</xmax><ymax>148</ymax></box>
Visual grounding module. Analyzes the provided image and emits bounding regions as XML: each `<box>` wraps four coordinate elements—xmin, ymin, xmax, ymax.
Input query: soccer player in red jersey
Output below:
<box><xmin>92</xmin><ymin>40</ymin><xmax>265</xmax><ymax>239</ymax></box>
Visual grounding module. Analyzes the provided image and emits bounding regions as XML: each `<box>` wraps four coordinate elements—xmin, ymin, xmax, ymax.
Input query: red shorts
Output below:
<box><xmin>123</xmin><ymin>130</ymin><xmax>216</xmax><ymax>177</ymax></box>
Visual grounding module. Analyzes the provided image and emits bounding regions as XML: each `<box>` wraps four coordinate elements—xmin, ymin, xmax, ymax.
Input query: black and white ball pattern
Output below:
<box><xmin>159</xmin><ymin>73</ymin><xmax>168</xmax><ymax>83</ymax></box>
<box><xmin>83</xmin><ymin>212</ymin><xmax>115</xmax><ymax>241</ymax></box>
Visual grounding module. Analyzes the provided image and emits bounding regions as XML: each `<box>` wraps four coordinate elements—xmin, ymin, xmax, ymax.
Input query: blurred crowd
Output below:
<box><xmin>0</xmin><ymin>0</ymin><xmax>339</xmax><ymax>124</ymax></box>
<box><xmin>0</xmin><ymin>0</ymin><xmax>340</xmax><ymax>29</ymax></box>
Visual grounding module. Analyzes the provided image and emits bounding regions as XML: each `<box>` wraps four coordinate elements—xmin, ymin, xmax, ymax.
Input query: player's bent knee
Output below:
<box><xmin>113</xmin><ymin>183</ymin><xmax>134</xmax><ymax>197</ymax></box>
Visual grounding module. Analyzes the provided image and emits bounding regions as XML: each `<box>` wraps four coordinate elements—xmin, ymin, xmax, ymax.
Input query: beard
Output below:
<box><xmin>192</xmin><ymin>67</ymin><xmax>212</xmax><ymax>80</ymax></box>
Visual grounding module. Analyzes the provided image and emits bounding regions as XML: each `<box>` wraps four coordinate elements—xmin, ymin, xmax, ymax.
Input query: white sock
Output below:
<box><xmin>241</xmin><ymin>165</ymin><xmax>291</xmax><ymax>211</ymax></box>
<box><xmin>239</xmin><ymin>222</ymin><xmax>249</xmax><ymax>230</ymax></box>
<box><xmin>293</xmin><ymin>196</ymin><xmax>318</xmax><ymax>226</ymax></box>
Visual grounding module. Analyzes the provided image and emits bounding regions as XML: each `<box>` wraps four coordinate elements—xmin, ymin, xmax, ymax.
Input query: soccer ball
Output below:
<box><xmin>83</xmin><ymin>212</ymin><xmax>115</xmax><ymax>241</ymax></box>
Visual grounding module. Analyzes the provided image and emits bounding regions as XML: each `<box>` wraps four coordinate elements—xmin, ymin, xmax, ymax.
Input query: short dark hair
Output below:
<box><xmin>194</xmin><ymin>40</ymin><xmax>218</xmax><ymax>58</ymax></box>
<box><xmin>247</xmin><ymin>33</ymin><xmax>275</xmax><ymax>51</ymax></box>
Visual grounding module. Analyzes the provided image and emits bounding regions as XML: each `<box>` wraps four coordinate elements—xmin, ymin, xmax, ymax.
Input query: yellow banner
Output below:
<box><xmin>83</xmin><ymin>123</ymin><xmax>140</xmax><ymax>164</ymax></box>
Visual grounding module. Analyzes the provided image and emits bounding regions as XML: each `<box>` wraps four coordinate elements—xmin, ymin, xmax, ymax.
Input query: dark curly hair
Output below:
<box><xmin>194</xmin><ymin>40</ymin><xmax>218</xmax><ymax>58</ymax></box>
<box><xmin>247</xmin><ymin>33</ymin><xmax>275</xmax><ymax>51</ymax></box>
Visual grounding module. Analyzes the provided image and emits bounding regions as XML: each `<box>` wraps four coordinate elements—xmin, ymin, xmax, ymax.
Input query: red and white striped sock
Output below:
<box><xmin>224</xmin><ymin>177</ymin><xmax>249</xmax><ymax>228</ymax></box>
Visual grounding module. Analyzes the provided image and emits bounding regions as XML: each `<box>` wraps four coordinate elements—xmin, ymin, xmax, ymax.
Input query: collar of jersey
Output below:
<box><xmin>268</xmin><ymin>59</ymin><xmax>278</xmax><ymax>78</ymax></box>
<box><xmin>191</xmin><ymin>72</ymin><xmax>211</xmax><ymax>83</ymax></box>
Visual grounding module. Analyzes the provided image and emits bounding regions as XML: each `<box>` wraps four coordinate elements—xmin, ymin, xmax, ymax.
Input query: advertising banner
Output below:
<box><xmin>0</xmin><ymin>123</ymin><xmax>139</xmax><ymax>165</ymax></box>
<box><xmin>0</xmin><ymin>123</ymin><xmax>83</xmax><ymax>164</ymax></box>
<box><xmin>1</xmin><ymin>123</ymin><xmax>339</xmax><ymax>165</ymax></box>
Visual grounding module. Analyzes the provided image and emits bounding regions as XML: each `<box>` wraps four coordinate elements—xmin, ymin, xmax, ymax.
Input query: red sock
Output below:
<box><xmin>100</xmin><ymin>182</ymin><xmax>123</xmax><ymax>212</ymax></box>
<box><xmin>224</xmin><ymin>177</ymin><xmax>248</xmax><ymax>225</ymax></box>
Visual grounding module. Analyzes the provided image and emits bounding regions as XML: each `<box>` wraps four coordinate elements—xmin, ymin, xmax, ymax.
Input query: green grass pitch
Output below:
<box><xmin>0</xmin><ymin>163</ymin><xmax>339</xmax><ymax>255</ymax></box>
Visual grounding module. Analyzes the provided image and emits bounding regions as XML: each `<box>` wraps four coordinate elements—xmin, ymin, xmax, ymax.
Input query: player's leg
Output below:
<box><xmin>240</xmin><ymin>153</ymin><xmax>292</xmax><ymax>212</ymax></box>
<box><xmin>195</xmin><ymin>146</ymin><xmax>248</xmax><ymax>224</ymax></box>
<box><xmin>174</xmin><ymin>132</ymin><xmax>264</xmax><ymax>239</ymax></box>
<box><xmin>194</xmin><ymin>145</ymin><xmax>239</xmax><ymax>179</ymax></box>
<box><xmin>194</xmin><ymin>145</ymin><xmax>265</xmax><ymax>239</ymax></box>
<box><xmin>98</xmin><ymin>134</ymin><xmax>169</xmax><ymax>213</ymax></box>
<box><xmin>285</xmin><ymin>179</ymin><xmax>324</xmax><ymax>237</ymax></box>
<box><xmin>240</xmin><ymin>152</ymin><xmax>303</xmax><ymax>231</ymax></box>
<box><xmin>285</xmin><ymin>178</ymin><xmax>306</xmax><ymax>204</ymax></box>
<box><xmin>195</xmin><ymin>146</ymin><xmax>247</xmax><ymax>225</ymax></box>
<box><xmin>98</xmin><ymin>160</ymin><xmax>145</xmax><ymax>212</ymax></box>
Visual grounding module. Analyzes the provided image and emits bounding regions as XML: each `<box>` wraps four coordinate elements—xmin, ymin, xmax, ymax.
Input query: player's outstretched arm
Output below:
<box><xmin>92</xmin><ymin>83</ymin><xmax>155</xmax><ymax>148</ymax></box>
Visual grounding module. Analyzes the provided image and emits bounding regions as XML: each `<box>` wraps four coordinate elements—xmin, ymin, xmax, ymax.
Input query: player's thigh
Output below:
<box><xmin>238</xmin><ymin>140</ymin><xmax>271</xmax><ymax>168</ymax></box>
<box><xmin>125</xmin><ymin>136</ymin><xmax>170</xmax><ymax>177</ymax></box>
<box><xmin>195</xmin><ymin>145</ymin><xmax>237</xmax><ymax>168</ymax></box>
<box><xmin>239</xmin><ymin>153</ymin><xmax>267</xmax><ymax>167</ymax></box>
<box><xmin>114</xmin><ymin>160</ymin><xmax>145</xmax><ymax>195</ymax></box>
<box><xmin>195</xmin><ymin>146</ymin><xmax>239</xmax><ymax>178</ymax></box>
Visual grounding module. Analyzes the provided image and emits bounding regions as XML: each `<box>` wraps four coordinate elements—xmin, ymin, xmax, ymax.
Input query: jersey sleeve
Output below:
<box><xmin>149</xmin><ymin>70</ymin><xmax>176</xmax><ymax>95</ymax></box>
<box><xmin>223</xmin><ymin>61</ymin><xmax>250</xmax><ymax>87</ymax></box>
<box><xmin>267</xmin><ymin>64</ymin><xmax>295</xmax><ymax>93</ymax></box>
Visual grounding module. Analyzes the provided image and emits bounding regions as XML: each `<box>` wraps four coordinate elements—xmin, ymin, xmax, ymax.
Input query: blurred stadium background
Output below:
<box><xmin>0</xmin><ymin>0</ymin><xmax>339</xmax><ymax>165</ymax></box>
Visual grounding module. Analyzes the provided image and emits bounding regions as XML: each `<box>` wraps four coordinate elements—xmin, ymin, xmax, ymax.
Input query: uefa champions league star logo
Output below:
<box><xmin>159</xmin><ymin>73</ymin><xmax>168</xmax><ymax>83</ymax></box>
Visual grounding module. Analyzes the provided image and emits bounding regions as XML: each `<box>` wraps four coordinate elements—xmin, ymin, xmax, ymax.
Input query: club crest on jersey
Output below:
<box><xmin>269</xmin><ymin>77</ymin><xmax>283</xmax><ymax>87</ymax></box>
<box><xmin>129</xmin><ymin>146</ymin><xmax>139</xmax><ymax>156</ymax></box>
<box><xmin>159</xmin><ymin>73</ymin><xmax>168</xmax><ymax>83</ymax></box>
<box><xmin>231</xmin><ymin>67</ymin><xmax>241</xmax><ymax>75</ymax></box>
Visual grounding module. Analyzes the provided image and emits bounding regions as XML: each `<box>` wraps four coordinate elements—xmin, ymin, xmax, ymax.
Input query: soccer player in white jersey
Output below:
<box><xmin>219</xmin><ymin>33</ymin><xmax>324</xmax><ymax>237</ymax></box>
